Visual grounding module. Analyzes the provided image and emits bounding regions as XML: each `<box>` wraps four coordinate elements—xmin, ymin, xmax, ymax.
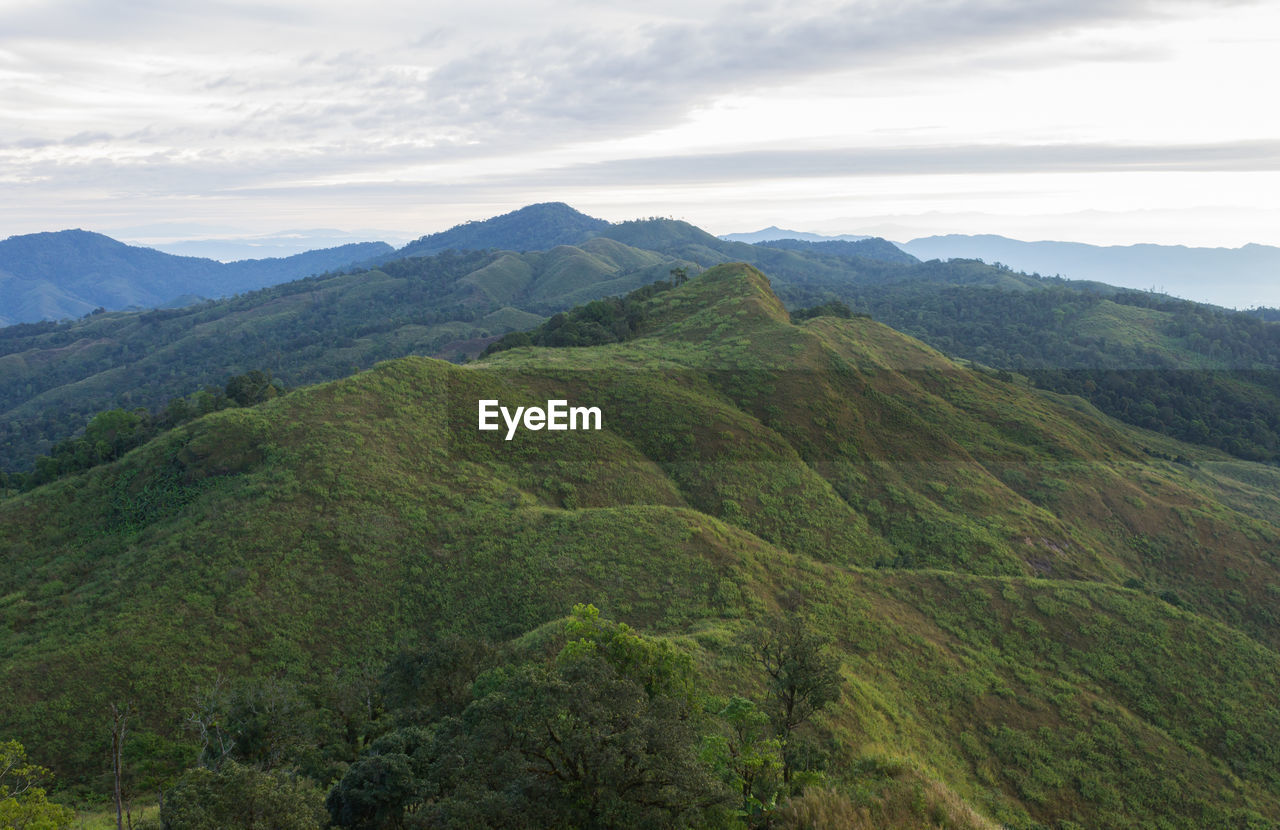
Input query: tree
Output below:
<box><xmin>185</xmin><ymin>677</ymin><xmax>236</xmax><ymax>771</ymax></box>
<box><xmin>83</xmin><ymin>409</ymin><xmax>145</xmax><ymax>462</ymax></box>
<box><xmin>109</xmin><ymin>702</ymin><xmax>132</xmax><ymax>830</ymax></box>
<box><xmin>327</xmin><ymin>606</ymin><xmax>732</xmax><ymax>829</ymax></box>
<box><xmin>224</xmin><ymin>370</ymin><xmax>278</xmax><ymax>407</ymax></box>
<box><xmin>160</xmin><ymin>761</ymin><xmax>327</xmax><ymax>830</ymax></box>
<box><xmin>489</xmin><ymin>651</ymin><xmax>723</xmax><ymax>828</ymax></box>
<box><xmin>705</xmin><ymin>696</ymin><xmax>783</xmax><ymax>822</ymax></box>
<box><xmin>744</xmin><ymin>615</ymin><xmax>843</xmax><ymax>785</ymax></box>
<box><xmin>221</xmin><ymin>679</ymin><xmax>318</xmax><ymax>772</ymax></box>
<box><xmin>0</xmin><ymin>740</ymin><xmax>75</xmax><ymax>830</ymax></box>
<box><xmin>379</xmin><ymin>634</ymin><xmax>494</xmax><ymax>726</ymax></box>
<box><xmin>325</xmin><ymin>725</ymin><xmax>456</xmax><ymax>830</ymax></box>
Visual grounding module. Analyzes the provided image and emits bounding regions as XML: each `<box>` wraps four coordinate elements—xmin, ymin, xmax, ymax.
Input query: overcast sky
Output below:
<box><xmin>2</xmin><ymin>0</ymin><xmax>1278</xmax><ymax>248</ymax></box>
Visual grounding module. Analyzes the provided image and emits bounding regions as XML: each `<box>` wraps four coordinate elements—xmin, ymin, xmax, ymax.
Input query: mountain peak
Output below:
<box><xmin>646</xmin><ymin>262</ymin><xmax>791</xmax><ymax>338</ymax></box>
<box><xmin>720</xmin><ymin>226</ymin><xmax>871</xmax><ymax>244</ymax></box>
<box><xmin>2</xmin><ymin>227</ymin><xmax>130</xmax><ymax>250</ymax></box>
<box><xmin>397</xmin><ymin>202</ymin><xmax>608</xmax><ymax>258</ymax></box>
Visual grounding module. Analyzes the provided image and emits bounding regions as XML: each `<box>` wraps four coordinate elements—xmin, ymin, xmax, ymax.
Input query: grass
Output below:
<box><xmin>72</xmin><ymin>803</ymin><xmax>159</xmax><ymax>830</ymax></box>
<box><xmin>5</xmin><ymin>264</ymin><xmax>1280</xmax><ymax>827</ymax></box>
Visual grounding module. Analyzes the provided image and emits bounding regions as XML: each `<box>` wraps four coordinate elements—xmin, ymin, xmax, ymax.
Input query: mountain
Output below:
<box><xmin>899</xmin><ymin>234</ymin><xmax>1280</xmax><ymax>309</ymax></box>
<box><xmin>582</xmin><ymin>217</ymin><xmax>1280</xmax><ymax>465</ymax></box>
<box><xmin>600</xmin><ymin>217</ymin><xmax>925</xmax><ymax>291</ymax></box>
<box><xmin>0</xmin><ymin>213</ymin><xmax>922</xmax><ymax>475</ymax></box>
<box><xmin>0</xmin><ymin>240</ymin><xmax>692</xmax><ymax>472</ymax></box>
<box><xmin>6</xmin><ymin>264</ymin><xmax>1280</xmax><ymax>828</ymax></box>
<box><xmin>394</xmin><ymin>202</ymin><xmax>609</xmax><ymax>259</ymax></box>
<box><xmin>146</xmin><ymin>229</ymin><xmax>413</xmax><ymax>262</ymax></box>
<box><xmin>754</xmin><ymin>236</ymin><xmax>917</xmax><ymax>264</ymax></box>
<box><xmin>0</xmin><ymin>202</ymin><xmax>616</xmax><ymax>327</ymax></box>
<box><xmin>6</xmin><ymin>206</ymin><xmax>1280</xmax><ymax>480</ymax></box>
<box><xmin>0</xmin><ymin>230</ymin><xmax>394</xmax><ymax>325</ymax></box>
<box><xmin>720</xmin><ymin>225</ymin><xmax>871</xmax><ymax>243</ymax></box>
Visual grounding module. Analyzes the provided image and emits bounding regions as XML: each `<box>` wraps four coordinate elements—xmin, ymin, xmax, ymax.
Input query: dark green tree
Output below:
<box><xmin>160</xmin><ymin>761</ymin><xmax>326</xmax><ymax>830</ymax></box>
<box><xmin>704</xmin><ymin>696</ymin><xmax>783</xmax><ymax>821</ymax></box>
<box><xmin>744</xmin><ymin>615</ymin><xmax>843</xmax><ymax>785</ymax></box>
<box><xmin>324</xmin><ymin>726</ymin><xmax>442</xmax><ymax>829</ymax></box>
<box><xmin>328</xmin><ymin>605</ymin><xmax>732</xmax><ymax>829</ymax></box>
<box><xmin>379</xmin><ymin>634</ymin><xmax>494</xmax><ymax>726</ymax></box>
<box><xmin>224</xmin><ymin>370</ymin><xmax>278</xmax><ymax>407</ymax></box>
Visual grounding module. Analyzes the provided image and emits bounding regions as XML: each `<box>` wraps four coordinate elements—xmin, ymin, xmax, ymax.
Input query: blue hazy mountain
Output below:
<box><xmin>898</xmin><ymin>234</ymin><xmax>1280</xmax><ymax>309</ymax></box>
<box><xmin>395</xmin><ymin>202</ymin><xmax>610</xmax><ymax>259</ymax></box>
<box><xmin>720</xmin><ymin>225</ymin><xmax>871</xmax><ymax>243</ymax></box>
<box><xmin>752</xmin><ymin>236</ymin><xmax>917</xmax><ymax>264</ymax></box>
<box><xmin>0</xmin><ymin>230</ymin><xmax>393</xmax><ymax>325</ymax></box>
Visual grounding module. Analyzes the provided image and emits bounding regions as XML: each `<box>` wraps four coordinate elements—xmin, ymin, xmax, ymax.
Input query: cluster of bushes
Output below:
<box><xmin>1</xmin><ymin>370</ymin><xmax>281</xmax><ymax>491</ymax></box>
<box><xmin>22</xmin><ymin>606</ymin><xmax>851</xmax><ymax>829</ymax></box>
<box><xmin>481</xmin><ymin>270</ymin><xmax>687</xmax><ymax>356</ymax></box>
<box><xmin>790</xmin><ymin>300</ymin><xmax>861</xmax><ymax>322</ymax></box>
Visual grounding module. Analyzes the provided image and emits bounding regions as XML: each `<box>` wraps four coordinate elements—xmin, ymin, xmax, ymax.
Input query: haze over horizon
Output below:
<box><xmin>3</xmin><ymin>1</ymin><xmax>1279</xmax><ymax>249</ymax></box>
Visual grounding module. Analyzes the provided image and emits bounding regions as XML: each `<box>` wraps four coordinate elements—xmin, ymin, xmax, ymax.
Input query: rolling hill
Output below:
<box><xmin>606</xmin><ymin>217</ymin><xmax>1280</xmax><ymax>464</ymax></box>
<box><xmin>0</xmin><ymin>239</ymin><xmax>694</xmax><ymax>473</ymax></box>
<box><xmin>5</xmin><ymin>265</ymin><xmax>1280</xmax><ymax>827</ymax></box>
<box><xmin>6</xmin><ymin>203</ymin><xmax>1280</xmax><ymax>485</ymax></box>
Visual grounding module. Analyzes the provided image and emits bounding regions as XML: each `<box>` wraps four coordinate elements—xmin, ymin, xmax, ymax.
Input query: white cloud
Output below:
<box><xmin>0</xmin><ymin>0</ymin><xmax>1276</xmax><ymax>243</ymax></box>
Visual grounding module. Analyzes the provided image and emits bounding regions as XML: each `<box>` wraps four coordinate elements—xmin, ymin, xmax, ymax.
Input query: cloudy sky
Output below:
<box><xmin>2</xmin><ymin>0</ymin><xmax>1278</xmax><ymax>250</ymax></box>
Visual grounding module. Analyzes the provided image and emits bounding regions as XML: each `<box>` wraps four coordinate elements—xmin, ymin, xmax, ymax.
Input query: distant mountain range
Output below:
<box><xmin>0</xmin><ymin>231</ymin><xmax>393</xmax><ymax>325</ymax></box>
<box><xmin>753</xmin><ymin>236</ymin><xmax>917</xmax><ymax>264</ymax></box>
<box><xmin>7</xmin><ymin>202</ymin><xmax>1280</xmax><ymax>475</ymax></box>
<box><xmin>0</xmin><ymin>204</ymin><xmax>907</xmax><ymax>327</ymax></box>
<box><xmin>721</xmin><ymin>229</ymin><xmax>1280</xmax><ymax>309</ymax></box>
<box><xmin>720</xmin><ymin>225</ymin><xmax>871</xmax><ymax>243</ymax></box>
<box><xmin>895</xmin><ymin>234</ymin><xmax>1280</xmax><ymax>310</ymax></box>
<box><xmin>12</xmin><ymin>207</ymin><xmax>1277</xmax><ymax>330</ymax></box>
<box><xmin>0</xmin><ymin>203</ymin><xmax>623</xmax><ymax>327</ymax></box>
<box><xmin>144</xmin><ymin>229</ymin><xmax>414</xmax><ymax>262</ymax></box>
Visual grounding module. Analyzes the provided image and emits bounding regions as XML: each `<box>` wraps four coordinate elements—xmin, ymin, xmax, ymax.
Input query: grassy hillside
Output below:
<box><xmin>596</xmin><ymin>217</ymin><xmax>1280</xmax><ymax>463</ymax></box>
<box><xmin>5</xmin><ymin>264</ymin><xmax>1280</xmax><ymax>827</ymax></box>
<box><xmin>12</xmin><ymin>207</ymin><xmax>1280</xmax><ymax>482</ymax></box>
<box><xmin>0</xmin><ymin>241</ymin><xmax>694</xmax><ymax>473</ymax></box>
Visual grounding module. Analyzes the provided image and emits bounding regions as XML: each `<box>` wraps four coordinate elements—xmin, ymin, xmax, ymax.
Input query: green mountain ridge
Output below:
<box><xmin>5</xmin><ymin>264</ymin><xmax>1280</xmax><ymax>827</ymax></box>
<box><xmin>0</xmin><ymin>240</ymin><xmax>698</xmax><ymax>472</ymax></box>
<box><xmin>614</xmin><ymin>216</ymin><xmax>1280</xmax><ymax>463</ymax></box>
<box><xmin>0</xmin><ymin>210</ymin><xmax>1058</xmax><ymax>474</ymax></box>
<box><xmin>6</xmin><ymin>204</ymin><xmax>1280</xmax><ymax>492</ymax></box>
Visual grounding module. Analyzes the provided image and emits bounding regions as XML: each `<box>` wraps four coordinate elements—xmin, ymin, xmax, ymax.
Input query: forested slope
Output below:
<box><xmin>5</xmin><ymin>265</ymin><xmax>1280</xmax><ymax>827</ymax></box>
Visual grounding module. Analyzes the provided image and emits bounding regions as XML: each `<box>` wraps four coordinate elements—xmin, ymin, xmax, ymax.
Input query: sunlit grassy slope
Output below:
<box><xmin>5</xmin><ymin>264</ymin><xmax>1280</xmax><ymax>827</ymax></box>
<box><xmin>0</xmin><ymin>238</ymin><xmax>693</xmax><ymax>471</ymax></box>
